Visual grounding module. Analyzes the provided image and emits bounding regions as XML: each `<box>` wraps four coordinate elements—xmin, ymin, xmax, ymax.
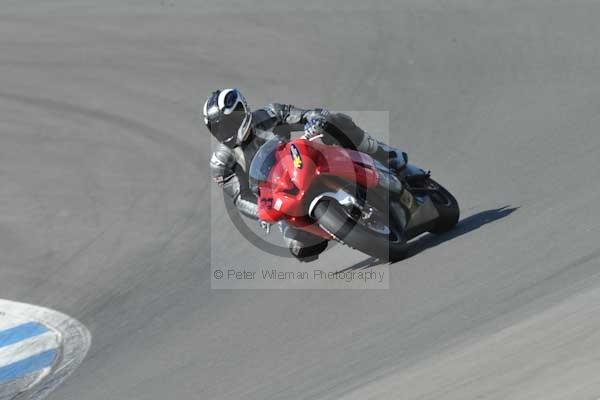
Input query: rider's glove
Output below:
<box><xmin>303</xmin><ymin>118</ymin><xmax>327</xmax><ymax>139</ymax></box>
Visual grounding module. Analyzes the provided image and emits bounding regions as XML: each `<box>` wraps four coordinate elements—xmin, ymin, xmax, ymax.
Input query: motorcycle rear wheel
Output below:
<box><xmin>423</xmin><ymin>179</ymin><xmax>460</xmax><ymax>234</ymax></box>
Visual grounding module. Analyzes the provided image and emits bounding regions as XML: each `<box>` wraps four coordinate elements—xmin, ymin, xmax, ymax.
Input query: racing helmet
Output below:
<box><xmin>203</xmin><ymin>88</ymin><xmax>252</xmax><ymax>147</ymax></box>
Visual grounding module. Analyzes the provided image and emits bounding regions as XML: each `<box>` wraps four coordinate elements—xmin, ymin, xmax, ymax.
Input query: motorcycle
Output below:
<box><xmin>249</xmin><ymin>136</ymin><xmax>459</xmax><ymax>261</ymax></box>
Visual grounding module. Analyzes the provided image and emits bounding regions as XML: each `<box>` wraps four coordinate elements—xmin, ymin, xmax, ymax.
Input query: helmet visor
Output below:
<box><xmin>208</xmin><ymin>106</ymin><xmax>248</xmax><ymax>145</ymax></box>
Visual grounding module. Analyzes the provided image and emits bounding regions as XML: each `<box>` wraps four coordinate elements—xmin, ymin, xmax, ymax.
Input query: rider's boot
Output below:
<box><xmin>355</xmin><ymin>130</ymin><xmax>412</xmax><ymax>204</ymax></box>
<box><xmin>372</xmin><ymin>143</ymin><xmax>408</xmax><ymax>173</ymax></box>
<box><xmin>280</xmin><ymin>222</ymin><xmax>329</xmax><ymax>262</ymax></box>
<box><xmin>356</xmin><ymin>133</ymin><xmax>408</xmax><ymax>173</ymax></box>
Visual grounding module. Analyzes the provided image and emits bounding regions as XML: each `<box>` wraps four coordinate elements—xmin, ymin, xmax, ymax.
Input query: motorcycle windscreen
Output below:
<box><xmin>249</xmin><ymin>137</ymin><xmax>285</xmax><ymax>195</ymax></box>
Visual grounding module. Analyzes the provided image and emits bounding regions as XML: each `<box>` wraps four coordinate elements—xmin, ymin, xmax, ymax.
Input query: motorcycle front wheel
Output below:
<box><xmin>312</xmin><ymin>198</ymin><xmax>407</xmax><ymax>261</ymax></box>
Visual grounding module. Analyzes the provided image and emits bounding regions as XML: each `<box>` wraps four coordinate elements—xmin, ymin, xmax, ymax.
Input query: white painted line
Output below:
<box><xmin>0</xmin><ymin>371</ymin><xmax>45</xmax><ymax>400</ymax></box>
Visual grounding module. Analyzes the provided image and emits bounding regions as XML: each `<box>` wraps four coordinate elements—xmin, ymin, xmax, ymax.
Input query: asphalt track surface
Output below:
<box><xmin>2</xmin><ymin>1</ymin><xmax>600</xmax><ymax>399</ymax></box>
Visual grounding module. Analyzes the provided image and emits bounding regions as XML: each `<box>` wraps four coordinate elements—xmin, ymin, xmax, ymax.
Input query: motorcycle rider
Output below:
<box><xmin>205</xmin><ymin>88</ymin><xmax>410</xmax><ymax>262</ymax></box>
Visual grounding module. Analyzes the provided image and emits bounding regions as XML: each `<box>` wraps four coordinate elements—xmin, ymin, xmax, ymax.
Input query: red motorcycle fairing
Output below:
<box><xmin>257</xmin><ymin>138</ymin><xmax>380</xmax><ymax>239</ymax></box>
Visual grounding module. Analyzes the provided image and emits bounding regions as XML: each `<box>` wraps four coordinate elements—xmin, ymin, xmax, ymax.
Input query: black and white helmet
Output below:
<box><xmin>203</xmin><ymin>88</ymin><xmax>252</xmax><ymax>147</ymax></box>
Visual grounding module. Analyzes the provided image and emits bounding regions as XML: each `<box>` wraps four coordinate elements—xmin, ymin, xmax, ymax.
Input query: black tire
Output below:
<box><xmin>424</xmin><ymin>179</ymin><xmax>460</xmax><ymax>234</ymax></box>
<box><xmin>312</xmin><ymin>199</ymin><xmax>407</xmax><ymax>261</ymax></box>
